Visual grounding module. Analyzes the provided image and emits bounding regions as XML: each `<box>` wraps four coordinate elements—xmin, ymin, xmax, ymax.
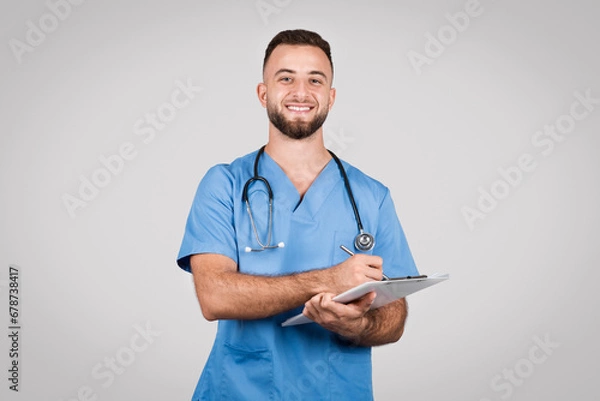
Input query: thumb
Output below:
<box><xmin>354</xmin><ymin>291</ymin><xmax>377</xmax><ymax>311</ymax></box>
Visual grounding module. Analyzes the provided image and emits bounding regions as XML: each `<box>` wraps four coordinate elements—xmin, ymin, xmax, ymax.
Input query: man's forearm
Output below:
<box><xmin>191</xmin><ymin>252</ymin><xmax>335</xmax><ymax>321</ymax></box>
<box><xmin>195</xmin><ymin>268</ymin><xmax>331</xmax><ymax>320</ymax></box>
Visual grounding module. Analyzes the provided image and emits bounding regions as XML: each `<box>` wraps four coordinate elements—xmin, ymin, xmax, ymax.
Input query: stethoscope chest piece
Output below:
<box><xmin>355</xmin><ymin>231</ymin><xmax>375</xmax><ymax>252</ymax></box>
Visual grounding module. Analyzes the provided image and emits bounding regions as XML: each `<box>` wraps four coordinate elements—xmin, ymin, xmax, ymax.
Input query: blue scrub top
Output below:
<box><xmin>177</xmin><ymin>149</ymin><xmax>418</xmax><ymax>401</ymax></box>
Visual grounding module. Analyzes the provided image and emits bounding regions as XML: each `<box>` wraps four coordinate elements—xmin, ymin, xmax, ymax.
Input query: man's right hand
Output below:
<box><xmin>326</xmin><ymin>254</ymin><xmax>383</xmax><ymax>294</ymax></box>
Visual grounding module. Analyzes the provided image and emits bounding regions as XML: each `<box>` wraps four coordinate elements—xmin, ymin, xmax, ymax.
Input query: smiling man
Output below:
<box><xmin>177</xmin><ymin>29</ymin><xmax>419</xmax><ymax>400</ymax></box>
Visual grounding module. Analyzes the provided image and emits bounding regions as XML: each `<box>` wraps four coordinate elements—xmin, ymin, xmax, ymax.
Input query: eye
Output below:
<box><xmin>280</xmin><ymin>77</ymin><xmax>292</xmax><ymax>83</ymax></box>
<box><xmin>310</xmin><ymin>78</ymin><xmax>323</xmax><ymax>85</ymax></box>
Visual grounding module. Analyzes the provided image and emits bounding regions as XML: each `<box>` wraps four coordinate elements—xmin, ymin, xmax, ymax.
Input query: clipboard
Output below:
<box><xmin>281</xmin><ymin>273</ymin><xmax>449</xmax><ymax>327</ymax></box>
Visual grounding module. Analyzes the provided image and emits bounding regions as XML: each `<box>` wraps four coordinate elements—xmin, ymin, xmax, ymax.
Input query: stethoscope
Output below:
<box><xmin>242</xmin><ymin>146</ymin><xmax>375</xmax><ymax>253</ymax></box>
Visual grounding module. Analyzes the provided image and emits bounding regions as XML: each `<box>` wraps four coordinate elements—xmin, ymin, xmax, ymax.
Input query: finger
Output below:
<box><xmin>311</xmin><ymin>293</ymin><xmax>334</xmax><ymax>313</ymax></box>
<box><xmin>354</xmin><ymin>255</ymin><xmax>384</xmax><ymax>280</ymax></box>
<box><xmin>302</xmin><ymin>293</ymin><xmax>321</xmax><ymax>316</ymax></box>
<box><xmin>303</xmin><ymin>293</ymin><xmax>332</xmax><ymax>319</ymax></box>
<box><xmin>320</xmin><ymin>292</ymin><xmax>334</xmax><ymax>306</ymax></box>
<box><xmin>364</xmin><ymin>266</ymin><xmax>383</xmax><ymax>281</ymax></box>
<box><xmin>353</xmin><ymin>291</ymin><xmax>376</xmax><ymax>311</ymax></box>
<box><xmin>358</xmin><ymin>254</ymin><xmax>383</xmax><ymax>269</ymax></box>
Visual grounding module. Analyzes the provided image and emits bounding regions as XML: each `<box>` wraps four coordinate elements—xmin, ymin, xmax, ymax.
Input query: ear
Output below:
<box><xmin>257</xmin><ymin>83</ymin><xmax>267</xmax><ymax>108</ymax></box>
<box><xmin>328</xmin><ymin>87</ymin><xmax>337</xmax><ymax>111</ymax></box>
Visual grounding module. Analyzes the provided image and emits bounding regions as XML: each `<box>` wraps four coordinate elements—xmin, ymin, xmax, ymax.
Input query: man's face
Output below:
<box><xmin>258</xmin><ymin>44</ymin><xmax>336</xmax><ymax>140</ymax></box>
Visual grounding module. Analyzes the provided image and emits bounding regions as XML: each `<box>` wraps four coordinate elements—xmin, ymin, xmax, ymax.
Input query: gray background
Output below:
<box><xmin>1</xmin><ymin>0</ymin><xmax>599</xmax><ymax>400</ymax></box>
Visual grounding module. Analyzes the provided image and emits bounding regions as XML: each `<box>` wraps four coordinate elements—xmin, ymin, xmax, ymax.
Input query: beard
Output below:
<box><xmin>266</xmin><ymin>101</ymin><xmax>329</xmax><ymax>140</ymax></box>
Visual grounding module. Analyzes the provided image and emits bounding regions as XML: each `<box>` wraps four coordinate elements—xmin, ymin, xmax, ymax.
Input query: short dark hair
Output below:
<box><xmin>263</xmin><ymin>29</ymin><xmax>333</xmax><ymax>75</ymax></box>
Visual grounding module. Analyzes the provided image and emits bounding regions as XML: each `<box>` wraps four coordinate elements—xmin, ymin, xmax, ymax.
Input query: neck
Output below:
<box><xmin>264</xmin><ymin>127</ymin><xmax>332</xmax><ymax>197</ymax></box>
<box><xmin>264</xmin><ymin>127</ymin><xmax>331</xmax><ymax>171</ymax></box>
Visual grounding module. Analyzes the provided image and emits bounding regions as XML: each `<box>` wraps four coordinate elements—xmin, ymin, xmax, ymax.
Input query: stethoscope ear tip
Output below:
<box><xmin>244</xmin><ymin>247</ymin><xmax>252</xmax><ymax>253</ymax></box>
<box><xmin>277</xmin><ymin>242</ymin><xmax>285</xmax><ymax>248</ymax></box>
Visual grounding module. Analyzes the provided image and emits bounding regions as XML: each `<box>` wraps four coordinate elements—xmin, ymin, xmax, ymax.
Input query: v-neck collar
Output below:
<box><xmin>259</xmin><ymin>151</ymin><xmax>342</xmax><ymax>220</ymax></box>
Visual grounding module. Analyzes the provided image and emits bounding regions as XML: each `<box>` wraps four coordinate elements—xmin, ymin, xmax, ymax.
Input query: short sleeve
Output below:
<box><xmin>374</xmin><ymin>189</ymin><xmax>419</xmax><ymax>278</ymax></box>
<box><xmin>176</xmin><ymin>165</ymin><xmax>238</xmax><ymax>272</ymax></box>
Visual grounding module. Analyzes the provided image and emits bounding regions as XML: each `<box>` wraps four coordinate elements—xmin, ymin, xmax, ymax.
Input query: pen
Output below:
<box><xmin>339</xmin><ymin>245</ymin><xmax>389</xmax><ymax>281</ymax></box>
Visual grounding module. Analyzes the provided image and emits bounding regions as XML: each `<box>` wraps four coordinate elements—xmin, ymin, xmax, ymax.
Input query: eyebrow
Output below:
<box><xmin>274</xmin><ymin>68</ymin><xmax>329</xmax><ymax>81</ymax></box>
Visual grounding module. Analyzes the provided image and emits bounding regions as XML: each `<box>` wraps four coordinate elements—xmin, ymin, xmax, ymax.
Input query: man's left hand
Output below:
<box><xmin>302</xmin><ymin>291</ymin><xmax>377</xmax><ymax>340</ymax></box>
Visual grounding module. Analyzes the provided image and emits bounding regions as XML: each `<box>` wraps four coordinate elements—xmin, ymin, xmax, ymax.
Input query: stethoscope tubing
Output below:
<box><xmin>243</xmin><ymin>146</ymin><xmax>374</xmax><ymax>252</ymax></box>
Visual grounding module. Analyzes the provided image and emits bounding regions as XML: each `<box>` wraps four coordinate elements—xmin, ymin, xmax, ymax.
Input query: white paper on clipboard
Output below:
<box><xmin>281</xmin><ymin>273</ymin><xmax>449</xmax><ymax>327</ymax></box>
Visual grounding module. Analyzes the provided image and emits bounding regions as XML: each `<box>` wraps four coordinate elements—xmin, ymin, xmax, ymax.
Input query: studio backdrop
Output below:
<box><xmin>1</xmin><ymin>0</ymin><xmax>599</xmax><ymax>400</ymax></box>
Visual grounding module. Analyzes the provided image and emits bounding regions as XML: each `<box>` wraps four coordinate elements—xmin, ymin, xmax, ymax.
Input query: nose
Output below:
<box><xmin>291</xmin><ymin>80</ymin><xmax>308</xmax><ymax>101</ymax></box>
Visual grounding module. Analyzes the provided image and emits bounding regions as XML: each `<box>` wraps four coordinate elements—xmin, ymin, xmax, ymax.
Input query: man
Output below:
<box><xmin>177</xmin><ymin>29</ymin><xmax>419</xmax><ymax>400</ymax></box>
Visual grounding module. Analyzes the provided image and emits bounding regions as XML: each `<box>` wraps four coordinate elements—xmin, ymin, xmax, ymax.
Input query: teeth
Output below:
<box><xmin>287</xmin><ymin>106</ymin><xmax>311</xmax><ymax>111</ymax></box>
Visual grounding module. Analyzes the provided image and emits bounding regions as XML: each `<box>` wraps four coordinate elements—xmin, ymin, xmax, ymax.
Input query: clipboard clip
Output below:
<box><xmin>387</xmin><ymin>275</ymin><xmax>428</xmax><ymax>281</ymax></box>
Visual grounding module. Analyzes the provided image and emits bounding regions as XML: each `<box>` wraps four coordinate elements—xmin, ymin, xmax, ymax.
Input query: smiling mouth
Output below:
<box><xmin>286</xmin><ymin>105</ymin><xmax>314</xmax><ymax>112</ymax></box>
